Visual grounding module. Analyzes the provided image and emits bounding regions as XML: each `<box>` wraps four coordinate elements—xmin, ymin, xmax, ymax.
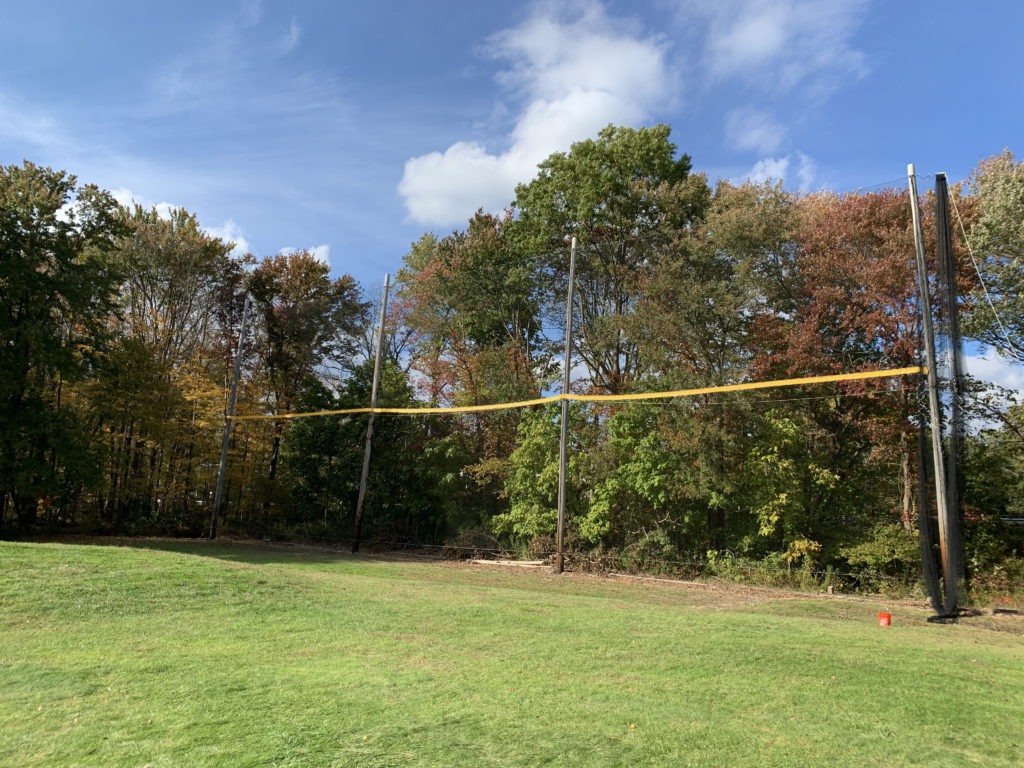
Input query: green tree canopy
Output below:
<box><xmin>964</xmin><ymin>150</ymin><xmax>1024</xmax><ymax>361</ymax></box>
<box><xmin>0</xmin><ymin>162</ymin><xmax>123</xmax><ymax>530</ymax></box>
<box><xmin>511</xmin><ymin>124</ymin><xmax>698</xmax><ymax>392</ymax></box>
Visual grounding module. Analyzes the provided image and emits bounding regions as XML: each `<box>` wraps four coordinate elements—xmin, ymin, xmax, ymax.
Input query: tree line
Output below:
<box><xmin>2</xmin><ymin>127</ymin><xmax>1021</xmax><ymax>590</ymax></box>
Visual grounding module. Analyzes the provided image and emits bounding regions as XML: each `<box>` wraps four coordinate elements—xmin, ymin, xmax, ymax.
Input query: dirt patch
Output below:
<box><xmin>469</xmin><ymin>559</ymin><xmax>546</xmax><ymax>568</ymax></box>
<box><xmin>449</xmin><ymin>558</ymin><xmax>1024</xmax><ymax>633</ymax></box>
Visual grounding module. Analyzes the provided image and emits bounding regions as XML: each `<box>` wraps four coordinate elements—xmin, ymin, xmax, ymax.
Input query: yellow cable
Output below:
<box><xmin>233</xmin><ymin>394</ymin><xmax>561</xmax><ymax>420</ymax></box>
<box><xmin>229</xmin><ymin>366</ymin><xmax>923</xmax><ymax>421</ymax></box>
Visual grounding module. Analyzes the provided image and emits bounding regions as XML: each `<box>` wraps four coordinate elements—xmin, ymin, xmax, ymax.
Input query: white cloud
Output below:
<box><xmin>795</xmin><ymin>151</ymin><xmax>817</xmax><ymax>191</ymax></box>
<box><xmin>724</xmin><ymin>108</ymin><xmax>786</xmax><ymax>154</ymax></box>
<box><xmin>110</xmin><ymin>188</ymin><xmax>177</xmax><ymax>219</ymax></box>
<box><xmin>399</xmin><ymin>142</ymin><xmax>518</xmax><ymax>227</ymax></box>
<box><xmin>309</xmin><ymin>244</ymin><xmax>330</xmax><ymax>266</ymax></box>
<box><xmin>686</xmin><ymin>0</ymin><xmax>870</xmax><ymax>95</ymax></box>
<box><xmin>109</xmin><ymin>188</ymin><xmax>136</xmax><ymax>208</ymax></box>
<box><xmin>398</xmin><ymin>1</ymin><xmax>677</xmax><ymax>227</ymax></box>
<box><xmin>964</xmin><ymin>351</ymin><xmax>1023</xmax><ymax>431</ymax></box>
<box><xmin>109</xmin><ymin>189</ymin><xmax>253</xmax><ymax>258</ymax></box>
<box><xmin>743</xmin><ymin>151</ymin><xmax>817</xmax><ymax>189</ymax></box>
<box><xmin>207</xmin><ymin>219</ymin><xmax>251</xmax><ymax>257</ymax></box>
<box><xmin>746</xmin><ymin>156</ymin><xmax>789</xmax><ymax>184</ymax></box>
<box><xmin>487</xmin><ymin>4</ymin><xmax>668</xmax><ymax>106</ymax></box>
<box><xmin>102</xmin><ymin>187</ymin><xmax>255</xmax><ymax>258</ymax></box>
<box><xmin>966</xmin><ymin>352</ymin><xmax>1024</xmax><ymax>392</ymax></box>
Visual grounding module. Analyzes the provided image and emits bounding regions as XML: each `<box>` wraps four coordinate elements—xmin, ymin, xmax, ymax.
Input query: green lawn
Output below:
<box><xmin>1</xmin><ymin>540</ymin><xmax>1022</xmax><ymax>767</ymax></box>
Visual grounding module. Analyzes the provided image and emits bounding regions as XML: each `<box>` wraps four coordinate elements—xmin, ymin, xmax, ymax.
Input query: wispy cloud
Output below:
<box><xmin>398</xmin><ymin>0</ymin><xmax>677</xmax><ymax>227</ymax></box>
<box><xmin>724</xmin><ymin>108</ymin><xmax>786</xmax><ymax>154</ymax></box>
<box><xmin>279</xmin><ymin>18</ymin><xmax>302</xmax><ymax>54</ymax></box>
<box><xmin>0</xmin><ymin>92</ymin><xmax>73</xmax><ymax>154</ymax></box>
<box><xmin>240</xmin><ymin>0</ymin><xmax>263</xmax><ymax>27</ymax></box>
<box><xmin>148</xmin><ymin>6</ymin><xmax>341</xmax><ymax>120</ymax></box>
<box><xmin>0</xmin><ymin>86</ymin><xmax>258</xmax><ymax>238</ymax></box>
<box><xmin>685</xmin><ymin>0</ymin><xmax>869</xmax><ymax>181</ymax></box>
<box><xmin>684</xmin><ymin>0</ymin><xmax>870</xmax><ymax>96</ymax></box>
<box><xmin>795</xmin><ymin>152</ymin><xmax>817</xmax><ymax>191</ymax></box>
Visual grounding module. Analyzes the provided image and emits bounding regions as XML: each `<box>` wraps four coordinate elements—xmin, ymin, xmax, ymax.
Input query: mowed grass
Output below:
<box><xmin>1</xmin><ymin>541</ymin><xmax>1022</xmax><ymax>768</ymax></box>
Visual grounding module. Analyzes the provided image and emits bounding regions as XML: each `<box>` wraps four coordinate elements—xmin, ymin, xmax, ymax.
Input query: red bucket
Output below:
<box><xmin>878</xmin><ymin>612</ymin><xmax>892</xmax><ymax>627</ymax></box>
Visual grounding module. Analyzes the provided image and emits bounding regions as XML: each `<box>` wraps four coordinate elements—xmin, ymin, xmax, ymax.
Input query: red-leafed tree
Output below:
<box><xmin>750</xmin><ymin>189</ymin><xmax>974</xmax><ymax>538</ymax></box>
<box><xmin>755</xmin><ymin>190</ymin><xmax>921</xmax><ymax>378</ymax></box>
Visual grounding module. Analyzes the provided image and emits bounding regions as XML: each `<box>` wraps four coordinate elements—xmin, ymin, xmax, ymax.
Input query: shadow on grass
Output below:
<box><xmin>29</xmin><ymin>534</ymin><xmax>420</xmax><ymax>568</ymax></box>
<box><xmin>17</xmin><ymin>536</ymin><xmax>1024</xmax><ymax>634</ymax></box>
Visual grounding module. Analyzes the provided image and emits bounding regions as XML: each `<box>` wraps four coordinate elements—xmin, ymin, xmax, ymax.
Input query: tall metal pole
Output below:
<box><xmin>210</xmin><ymin>293</ymin><xmax>251</xmax><ymax>540</ymax></box>
<box><xmin>555</xmin><ymin>236</ymin><xmax>578</xmax><ymax>574</ymax></box>
<box><xmin>352</xmin><ymin>274</ymin><xmax>390</xmax><ymax>553</ymax></box>
<box><xmin>935</xmin><ymin>173</ymin><xmax>965</xmax><ymax>595</ymax></box>
<box><xmin>908</xmin><ymin>164</ymin><xmax>957</xmax><ymax>615</ymax></box>
<box><xmin>916</xmin><ymin>377</ymin><xmax>944</xmax><ymax>613</ymax></box>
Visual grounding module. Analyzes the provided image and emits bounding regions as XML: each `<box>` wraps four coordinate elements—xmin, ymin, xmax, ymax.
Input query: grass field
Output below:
<box><xmin>1</xmin><ymin>539</ymin><xmax>1022</xmax><ymax>767</ymax></box>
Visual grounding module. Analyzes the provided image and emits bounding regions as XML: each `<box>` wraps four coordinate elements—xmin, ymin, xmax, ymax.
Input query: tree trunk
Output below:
<box><xmin>12</xmin><ymin>491</ymin><xmax>37</xmax><ymax>531</ymax></box>
<box><xmin>900</xmin><ymin>445</ymin><xmax>914</xmax><ymax>533</ymax></box>
<box><xmin>114</xmin><ymin>421</ymin><xmax>136</xmax><ymax>531</ymax></box>
<box><xmin>262</xmin><ymin>420</ymin><xmax>284</xmax><ymax>531</ymax></box>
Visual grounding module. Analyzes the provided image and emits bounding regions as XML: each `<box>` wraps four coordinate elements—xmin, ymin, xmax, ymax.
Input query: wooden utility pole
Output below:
<box><xmin>210</xmin><ymin>294</ymin><xmax>251</xmax><ymax>540</ymax></box>
<box><xmin>907</xmin><ymin>164</ymin><xmax>957</xmax><ymax>615</ymax></box>
<box><xmin>555</xmin><ymin>236</ymin><xmax>578</xmax><ymax>574</ymax></box>
<box><xmin>352</xmin><ymin>274</ymin><xmax>390</xmax><ymax>553</ymax></box>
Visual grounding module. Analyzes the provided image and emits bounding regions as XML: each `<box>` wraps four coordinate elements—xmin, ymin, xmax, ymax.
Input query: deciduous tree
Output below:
<box><xmin>247</xmin><ymin>251</ymin><xmax>366</xmax><ymax>509</ymax></box>
<box><xmin>963</xmin><ymin>149</ymin><xmax>1024</xmax><ymax>361</ymax></box>
<box><xmin>512</xmin><ymin>124</ymin><xmax>695</xmax><ymax>393</ymax></box>
<box><xmin>0</xmin><ymin>162</ymin><xmax>122</xmax><ymax>530</ymax></box>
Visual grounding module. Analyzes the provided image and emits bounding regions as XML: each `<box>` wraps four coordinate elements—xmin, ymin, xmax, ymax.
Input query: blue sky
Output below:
<box><xmin>2</xmin><ymin>0</ymin><xmax>1022</xmax><ymax>388</ymax></box>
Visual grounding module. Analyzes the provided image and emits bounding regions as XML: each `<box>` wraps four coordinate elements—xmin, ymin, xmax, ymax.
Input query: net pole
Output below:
<box><xmin>916</xmin><ymin>371</ymin><xmax>944</xmax><ymax>613</ymax></box>
<box><xmin>935</xmin><ymin>173</ymin><xmax>965</xmax><ymax>594</ymax></box>
<box><xmin>210</xmin><ymin>293</ymin><xmax>250</xmax><ymax>540</ymax></box>
<box><xmin>352</xmin><ymin>273</ymin><xmax>390</xmax><ymax>553</ymax></box>
<box><xmin>555</xmin><ymin>236</ymin><xmax>577</xmax><ymax>574</ymax></box>
<box><xmin>908</xmin><ymin>164</ymin><xmax>956</xmax><ymax>615</ymax></box>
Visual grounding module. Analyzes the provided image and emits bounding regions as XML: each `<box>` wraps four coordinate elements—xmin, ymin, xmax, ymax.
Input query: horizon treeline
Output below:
<box><xmin>2</xmin><ymin>125</ymin><xmax>1021</xmax><ymax>589</ymax></box>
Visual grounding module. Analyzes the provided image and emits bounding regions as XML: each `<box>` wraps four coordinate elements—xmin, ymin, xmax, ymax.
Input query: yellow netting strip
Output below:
<box><xmin>229</xmin><ymin>366</ymin><xmax>923</xmax><ymax>421</ymax></box>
